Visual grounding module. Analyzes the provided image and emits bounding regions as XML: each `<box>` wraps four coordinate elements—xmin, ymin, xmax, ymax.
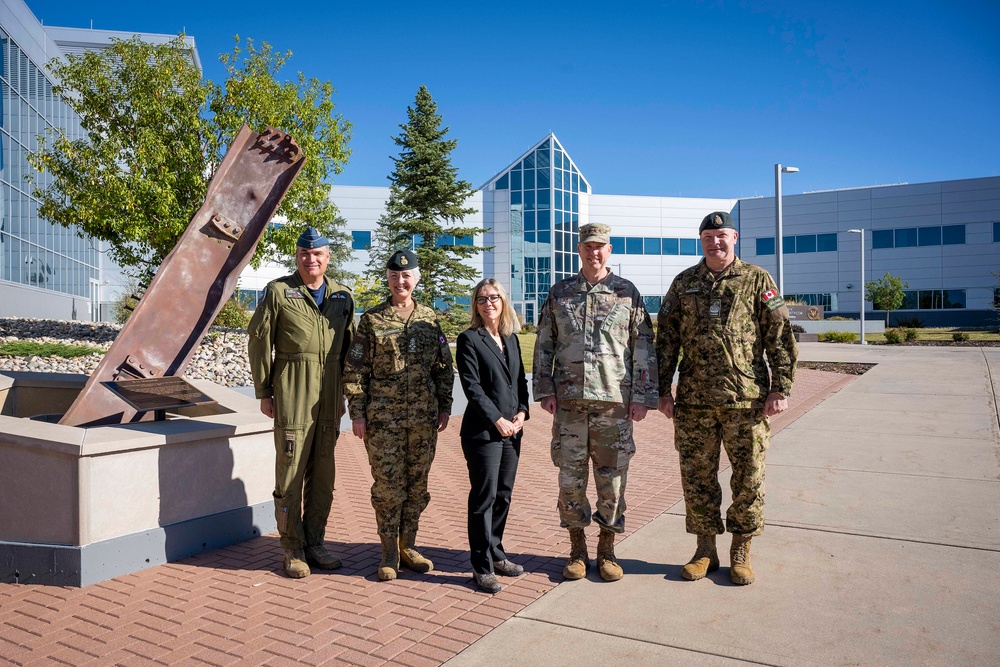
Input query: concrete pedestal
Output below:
<box><xmin>0</xmin><ymin>372</ymin><xmax>276</xmax><ymax>586</ymax></box>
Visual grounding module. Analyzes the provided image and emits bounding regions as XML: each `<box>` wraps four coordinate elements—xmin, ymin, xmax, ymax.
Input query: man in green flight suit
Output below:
<box><xmin>248</xmin><ymin>227</ymin><xmax>356</xmax><ymax>579</ymax></box>
<box><xmin>656</xmin><ymin>211</ymin><xmax>797</xmax><ymax>585</ymax></box>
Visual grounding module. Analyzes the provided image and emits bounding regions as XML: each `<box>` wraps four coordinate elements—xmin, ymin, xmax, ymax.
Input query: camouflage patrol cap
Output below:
<box><xmin>297</xmin><ymin>226</ymin><xmax>329</xmax><ymax>248</ymax></box>
<box><xmin>387</xmin><ymin>248</ymin><xmax>419</xmax><ymax>271</ymax></box>
<box><xmin>699</xmin><ymin>211</ymin><xmax>736</xmax><ymax>234</ymax></box>
<box><xmin>579</xmin><ymin>223</ymin><xmax>611</xmax><ymax>244</ymax></box>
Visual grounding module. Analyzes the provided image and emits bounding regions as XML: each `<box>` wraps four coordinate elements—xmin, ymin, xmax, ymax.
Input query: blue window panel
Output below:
<box><xmin>872</xmin><ymin>229</ymin><xmax>894</xmax><ymax>249</ymax></box>
<box><xmin>524</xmin><ymin>190</ymin><xmax>535</xmax><ymax>210</ymax></box>
<box><xmin>571</xmin><ymin>218</ymin><xmax>579</xmax><ymax>233</ymax></box>
<box><xmin>782</xmin><ymin>235</ymin><xmax>795</xmax><ymax>254</ymax></box>
<box><xmin>538</xmin><ymin>230</ymin><xmax>551</xmax><ymax>244</ymax></box>
<box><xmin>554</xmin><ymin>190</ymin><xmax>564</xmax><ymax>210</ymax></box>
<box><xmin>662</xmin><ymin>238</ymin><xmax>679</xmax><ymax>255</ymax></box>
<box><xmin>524</xmin><ymin>153</ymin><xmax>535</xmax><ymax>169</ymax></box>
<box><xmin>918</xmin><ymin>226</ymin><xmax>941</xmax><ymax>246</ymax></box>
<box><xmin>895</xmin><ymin>228</ymin><xmax>917</xmax><ymax>247</ymax></box>
<box><xmin>555</xmin><ymin>233</ymin><xmax>563</xmax><ymax>252</ymax></box>
<box><xmin>436</xmin><ymin>234</ymin><xmax>454</xmax><ymax>247</ymax></box>
<box><xmin>625</xmin><ymin>237</ymin><xmax>643</xmax><ymax>254</ymax></box>
<box><xmin>457</xmin><ymin>235</ymin><xmax>473</xmax><ymax>246</ymax></box>
<box><xmin>943</xmin><ymin>289</ymin><xmax>966</xmax><ymax>308</ymax></box>
<box><xmin>555</xmin><ymin>210</ymin><xmax>565</xmax><ymax>228</ymax></box>
<box><xmin>994</xmin><ymin>222</ymin><xmax>1000</xmax><ymax>242</ymax></box>
<box><xmin>942</xmin><ymin>224</ymin><xmax>965</xmax><ymax>245</ymax></box>
<box><xmin>554</xmin><ymin>150</ymin><xmax>563</xmax><ymax>168</ymax></box>
<box><xmin>540</xmin><ymin>139</ymin><xmax>550</xmax><ymax>150</ymax></box>
<box><xmin>535</xmin><ymin>148</ymin><xmax>550</xmax><ymax>168</ymax></box>
<box><xmin>556</xmin><ymin>253</ymin><xmax>564</xmax><ymax>271</ymax></box>
<box><xmin>537</xmin><ymin>187</ymin><xmax>550</xmax><ymax>208</ymax></box>
<box><xmin>511</xmin><ymin>170</ymin><xmax>522</xmax><ymax>190</ymax></box>
<box><xmin>511</xmin><ymin>191</ymin><xmax>522</xmax><ymax>206</ymax></box>
<box><xmin>756</xmin><ymin>237</ymin><xmax>775</xmax><ymax>255</ymax></box>
<box><xmin>680</xmin><ymin>238</ymin><xmax>699</xmax><ymax>255</ymax></box>
<box><xmin>903</xmin><ymin>290</ymin><xmax>918</xmax><ymax>309</ymax></box>
<box><xmin>537</xmin><ymin>209</ymin><xmax>550</xmax><ymax>231</ymax></box>
<box><xmin>644</xmin><ymin>237</ymin><xmax>660</xmax><ymax>254</ymax></box>
<box><xmin>525</xmin><ymin>231</ymin><xmax>536</xmax><ymax>243</ymax></box>
<box><xmin>524</xmin><ymin>211</ymin><xmax>536</xmax><ymax>231</ymax></box>
<box><xmin>495</xmin><ymin>173</ymin><xmax>508</xmax><ymax>189</ymax></box>
<box><xmin>610</xmin><ymin>236</ymin><xmax>625</xmax><ymax>252</ymax></box>
<box><xmin>643</xmin><ymin>295</ymin><xmax>661</xmax><ymax>314</ymax></box>
<box><xmin>796</xmin><ymin>235</ymin><xmax>817</xmax><ymax>253</ymax></box>
<box><xmin>573</xmin><ymin>254</ymin><xmax>580</xmax><ymax>272</ymax></box>
<box><xmin>351</xmin><ymin>230</ymin><xmax>371</xmax><ymax>250</ymax></box>
<box><xmin>562</xmin><ymin>171</ymin><xmax>570</xmax><ymax>189</ymax></box>
<box><xmin>571</xmin><ymin>193</ymin><xmax>579</xmax><ymax>212</ymax></box>
<box><xmin>537</xmin><ymin>168</ymin><xmax>550</xmax><ymax>187</ymax></box>
<box><xmin>524</xmin><ymin>168</ymin><xmax>535</xmax><ymax>189</ymax></box>
<box><xmin>816</xmin><ymin>233</ymin><xmax>837</xmax><ymax>252</ymax></box>
<box><xmin>572</xmin><ymin>172</ymin><xmax>579</xmax><ymax>192</ymax></box>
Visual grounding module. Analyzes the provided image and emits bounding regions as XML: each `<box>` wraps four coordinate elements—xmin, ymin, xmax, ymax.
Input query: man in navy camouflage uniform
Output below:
<box><xmin>656</xmin><ymin>211</ymin><xmax>796</xmax><ymax>585</ymax></box>
<box><xmin>534</xmin><ymin>222</ymin><xmax>658</xmax><ymax>582</ymax></box>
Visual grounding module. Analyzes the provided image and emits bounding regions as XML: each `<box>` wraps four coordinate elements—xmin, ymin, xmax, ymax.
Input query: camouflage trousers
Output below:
<box><xmin>363</xmin><ymin>424</ymin><xmax>438</xmax><ymax>541</ymax></box>
<box><xmin>674</xmin><ymin>405</ymin><xmax>770</xmax><ymax>536</ymax></box>
<box><xmin>273</xmin><ymin>419</ymin><xmax>339</xmax><ymax>551</ymax></box>
<box><xmin>551</xmin><ymin>400</ymin><xmax>635</xmax><ymax>534</ymax></box>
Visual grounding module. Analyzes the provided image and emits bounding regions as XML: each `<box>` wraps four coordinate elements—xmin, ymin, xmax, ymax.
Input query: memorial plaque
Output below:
<box><xmin>103</xmin><ymin>377</ymin><xmax>216</xmax><ymax>413</ymax></box>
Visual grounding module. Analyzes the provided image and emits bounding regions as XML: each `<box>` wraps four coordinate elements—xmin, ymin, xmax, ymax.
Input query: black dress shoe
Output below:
<box><xmin>493</xmin><ymin>559</ymin><xmax>524</xmax><ymax>576</ymax></box>
<box><xmin>473</xmin><ymin>572</ymin><xmax>502</xmax><ymax>594</ymax></box>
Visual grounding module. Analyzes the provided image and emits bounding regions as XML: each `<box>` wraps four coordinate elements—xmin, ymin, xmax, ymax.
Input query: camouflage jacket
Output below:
<box><xmin>656</xmin><ymin>257</ymin><xmax>797</xmax><ymax>408</ymax></box>
<box><xmin>533</xmin><ymin>271</ymin><xmax>658</xmax><ymax>407</ymax></box>
<box><xmin>343</xmin><ymin>299</ymin><xmax>454</xmax><ymax>428</ymax></box>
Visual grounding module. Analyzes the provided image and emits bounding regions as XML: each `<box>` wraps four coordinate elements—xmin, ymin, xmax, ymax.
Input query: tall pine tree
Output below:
<box><xmin>367</xmin><ymin>85</ymin><xmax>483</xmax><ymax>310</ymax></box>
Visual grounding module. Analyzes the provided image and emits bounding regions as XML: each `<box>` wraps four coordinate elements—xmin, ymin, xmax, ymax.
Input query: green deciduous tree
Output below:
<box><xmin>865</xmin><ymin>272</ymin><xmax>909</xmax><ymax>326</ymax></box>
<box><xmin>28</xmin><ymin>34</ymin><xmax>352</xmax><ymax>283</ymax></box>
<box><xmin>366</xmin><ymin>85</ymin><xmax>484</xmax><ymax>310</ymax></box>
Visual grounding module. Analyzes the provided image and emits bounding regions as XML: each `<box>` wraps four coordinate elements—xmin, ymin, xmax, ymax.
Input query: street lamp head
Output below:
<box><xmin>847</xmin><ymin>229</ymin><xmax>863</xmax><ymax>234</ymax></box>
<box><xmin>781</xmin><ymin>166</ymin><xmax>799</xmax><ymax>174</ymax></box>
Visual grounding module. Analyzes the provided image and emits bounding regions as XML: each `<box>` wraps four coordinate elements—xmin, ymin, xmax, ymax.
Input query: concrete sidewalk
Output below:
<box><xmin>446</xmin><ymin>343</ymin><xmax>1000</xmax><ymax>666</ymax></box>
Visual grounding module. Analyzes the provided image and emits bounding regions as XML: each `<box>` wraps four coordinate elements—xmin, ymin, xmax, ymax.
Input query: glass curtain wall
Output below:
<box><xmin>494</xmin><ymin>136</ymin><xmax>588</xmax><ymax>322</ymax></box>
<box><xmin>0</xmin><ymin>28</ymin><xmax>98</xmax><ymax>300</ymax></box>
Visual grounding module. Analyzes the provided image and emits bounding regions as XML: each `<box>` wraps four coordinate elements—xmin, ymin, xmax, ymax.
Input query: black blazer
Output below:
<box><xmin>456</xmin><ymin>327</ymin><xmax>530</xmax><ymax>443</ymax></box>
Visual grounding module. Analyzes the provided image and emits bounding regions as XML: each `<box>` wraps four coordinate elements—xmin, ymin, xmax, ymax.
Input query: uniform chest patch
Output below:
<box><xmin>709</xmin><ymin>299</ymin><xmax>722</xmax><ymax>318</ymax></box>
<box><xmin>285</xmin><ymin>288</ymin><xmax>304</xmax><ymax>299</ymax></box>
<box><xmin>762</xmin><ymin>288</ymin><xmax>785</xmax><ymax>311</ymax></box>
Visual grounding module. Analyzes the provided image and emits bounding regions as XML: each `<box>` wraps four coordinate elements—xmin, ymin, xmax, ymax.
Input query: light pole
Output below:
<box><xmin>774</xmin><ymin>164</ymin><xmax>799</xmax><ymax>296</ymax></box>
<box><xmin>848</xmin><ymin>229</ymin><xmax>866</xmax><ymax>345</ymax></box>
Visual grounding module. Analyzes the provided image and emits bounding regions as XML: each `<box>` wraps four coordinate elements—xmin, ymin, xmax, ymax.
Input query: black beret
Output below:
<box><xmin>699</xmin><ymin>211</ymin><xmax>736</xmax><ymax>234</ymax></box>
<box><xmin>386</xmin><ymin>249</ymin><xmax>418</xmax><ymax>271</ymax></box>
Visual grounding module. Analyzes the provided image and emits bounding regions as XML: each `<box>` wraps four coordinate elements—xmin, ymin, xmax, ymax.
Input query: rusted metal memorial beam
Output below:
<box><xmin>60</xmin><ymin>125</ymin><xmax>305</xmax><ymax>427</ymax></box>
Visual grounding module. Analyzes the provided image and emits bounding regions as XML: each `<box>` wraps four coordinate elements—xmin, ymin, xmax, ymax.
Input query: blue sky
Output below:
<box><xmin>25</xmin><ymin>0</ymin><xmax>1000</xmax><ymax>199</ymax></box>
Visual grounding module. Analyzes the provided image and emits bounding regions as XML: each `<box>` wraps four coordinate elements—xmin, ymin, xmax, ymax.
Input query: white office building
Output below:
<box><xmin>0</xmin><ymin>0</ymin><xmax>199</xmax><ymax>320</ymax></box>
<box><xmin>324</xmin><ymin>133</ymin><xmax>999</xmax><ymax>326</ymax></box>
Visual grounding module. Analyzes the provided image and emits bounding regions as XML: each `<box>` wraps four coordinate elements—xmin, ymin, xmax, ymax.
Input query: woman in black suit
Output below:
<box><xmin>456</xmin><ymin>278</ymin><xmax>530</xmax><ymax>594</ymax></box>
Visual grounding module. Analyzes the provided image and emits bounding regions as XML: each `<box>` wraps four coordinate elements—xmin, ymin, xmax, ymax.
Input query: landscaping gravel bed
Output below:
<box><xmin>0</xmin><ymin>317</ymin><xmax>253</xmax><ymax>387</ymax></box>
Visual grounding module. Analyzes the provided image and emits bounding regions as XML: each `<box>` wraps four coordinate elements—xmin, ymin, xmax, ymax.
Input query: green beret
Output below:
<box><xmin>699</xmin><ymin>211</ymin><xmax>736</xmax><ymax>234</ymax></box>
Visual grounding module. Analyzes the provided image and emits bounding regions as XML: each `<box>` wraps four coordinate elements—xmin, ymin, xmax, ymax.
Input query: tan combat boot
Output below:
<box><xmin>596</xmin><ymin>529</ymin><xmax>623</xmax><ymax>582</ymax></box>
<box><xmin>681</xmin><ymin>534</ymin><xmax>719</xmax><ymax>581</ymax></box>
<box><xmin>304</xmin><ymin>544</ymin><xmax>343</xmax><ymax>570</ymax></box>
<box><xmin>282</xmin><ymin>548</ymin><xmax>310</xmax><ymax>579</ymax></box>
<box><xmin>378</xmin><ymin>536</ymin><xmax>399</xmax><ymax>581</ymax></box>
<box><xmin>563</xmin><ymin>527</ymin><xmax>589</xmax><ymax>580</ymax></box>
<box><xmin>399</xmin><ymin>533</ymin><xmax>434</xmax><ymax>573</ymax></box>
<box><xmin>730</xmin><ymin>534</ymin><xmax>754</xmax><ymax>585</ymax></box>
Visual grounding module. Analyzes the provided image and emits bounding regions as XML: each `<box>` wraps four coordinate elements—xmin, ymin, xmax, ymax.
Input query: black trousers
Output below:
<box><xmin>461</xmin><ymin>436</ymin><xmax>521</xmax><ymax>575</ymax></box>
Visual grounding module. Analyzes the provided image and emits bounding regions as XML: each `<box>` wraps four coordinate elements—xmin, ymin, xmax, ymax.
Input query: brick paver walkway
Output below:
<box><xmin>0</xmin><ymin>369</ymin><xmax>853</xmax><ymax>666</ymax></box>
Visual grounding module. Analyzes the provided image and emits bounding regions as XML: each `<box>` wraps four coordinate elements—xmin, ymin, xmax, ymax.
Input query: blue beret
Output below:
<box><xmin>297</xmin><ymin>226</ymin><xmax>329</xmax><ymax>248</ymax></box>
<box><xmin>386</xmin><ymin>249</ymin><xmax>418</xmax><ymax>270</ymax></box>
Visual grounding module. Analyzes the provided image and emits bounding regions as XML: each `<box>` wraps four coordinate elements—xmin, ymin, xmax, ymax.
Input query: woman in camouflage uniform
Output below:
<box><xmin>343</xmin><ymin>249</ymin><xmax>454</xmax><ymax>581</ymax></box>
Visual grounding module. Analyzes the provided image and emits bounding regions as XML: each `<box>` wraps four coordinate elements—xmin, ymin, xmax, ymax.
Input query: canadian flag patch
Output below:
<box><xmin>762</xmin><ymin>289</ymin><xmax>778</xmax><ymax>302</ymax></box>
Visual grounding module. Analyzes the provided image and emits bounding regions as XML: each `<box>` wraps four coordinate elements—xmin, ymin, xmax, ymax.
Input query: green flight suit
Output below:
<box><xmin>248</xmin><ymin>273</ymin><xmax>355</xmax><ymax>552</ymax></box>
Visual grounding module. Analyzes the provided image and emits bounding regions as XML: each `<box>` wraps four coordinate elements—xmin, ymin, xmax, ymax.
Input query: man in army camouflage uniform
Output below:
<box><xmin>248</xmin><ymin>227</ymin><xmax>356</xmax><ymax>579</ymax></box>
<box><xmin>343</xmin><ymin>249</ymin><xmax>454</xmax><ymax>581</ymax></box>
<box><xmin>656</xmin><ymin>211</ymin><xmax>797</xmax><ymax>585</ymax></box>
<box><xmin>533</xmin><ymin>222</ymin><xmax>658</xmax><ymax>582</ymax></box>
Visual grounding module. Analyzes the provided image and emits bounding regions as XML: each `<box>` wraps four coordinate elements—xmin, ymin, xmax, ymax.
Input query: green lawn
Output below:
<box><xmin>0</xmin><ymin>341</ymin><xmax>101</xmax><ymax>358</ymax></box>
<box><xmin>860</xmin><ymin>327</ymin><xmax>1000</xmax><ymax>343</ymax></box>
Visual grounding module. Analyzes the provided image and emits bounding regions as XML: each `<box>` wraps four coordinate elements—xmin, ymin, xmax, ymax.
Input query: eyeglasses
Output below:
<box><xmin>475</xmin><ymin>294</ymin><xmax>502</xmax><ymax>305</ymax></box>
